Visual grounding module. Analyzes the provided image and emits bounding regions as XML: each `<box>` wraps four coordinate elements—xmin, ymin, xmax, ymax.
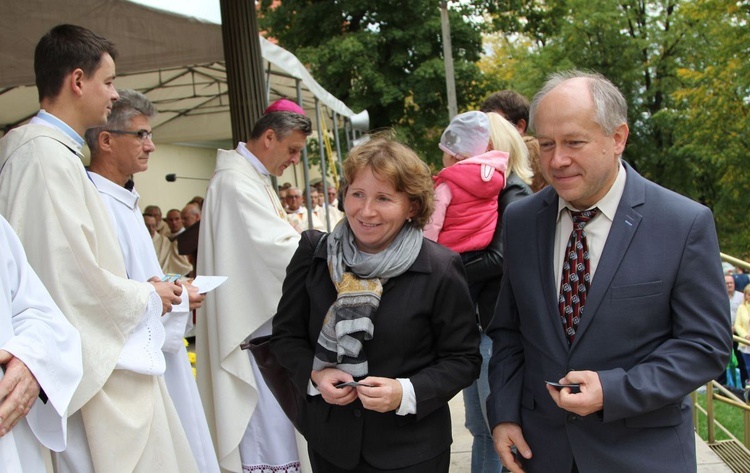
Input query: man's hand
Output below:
<box><xmin>184</xmin><ymin>282</ymin><xmax>205</xmax><ymax>311</ymax></box>
<box><xmin>492</xmin><ymin>422</ymin><xmax>531</xmax><ymax>473</ymax></box>
<box><xmin>357</xmin><ymin>376</ymin><xmax>402</xmax><ymax>413</ymax></box>
<box><xmin>546</xmin><ymin>370</ymin><xmax>604</xmax><ymax>416</ymax></box>
<box><xmin>311</xmin><ymin>368</ymin><xmax>359</xmax><ymax>406</ymax></box>
<box><xmin>148</xmin><ymin>278</ymin><xmax>182</xmax><ymax>315</ymax></box>
<box><xmin>0</xmin><ymin>350</ymin><xmax>41</xmax><ymax>436</ymax></box>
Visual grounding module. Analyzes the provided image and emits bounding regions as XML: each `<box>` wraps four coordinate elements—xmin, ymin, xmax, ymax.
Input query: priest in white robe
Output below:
<box><xmin>285</xmin><ymin>187</ymin><xmax>325</xmax><ymax>233</ymax></box>
<box><xmin>0</xmin><ymin>215</ymin><xmax>82</xmax><ymax>473</ymax></box>
<box><xmin>308</xmin><ymin>186</ymin><xmax>341</xmax><ymax>232</ymax></box>
<box><xmin>0</xmin><ymin>25</ymin><xmax>197</xmax><ymax>473</ymax></box>
<box><xmin>197</xmin><ymin>99</ymin><xmax>312</xmax><ymax>472</ymax></box>
<box><xmin>86</xmin><ymin>88</ymin><xmax>220</xmax><ymax>473</ymax></box>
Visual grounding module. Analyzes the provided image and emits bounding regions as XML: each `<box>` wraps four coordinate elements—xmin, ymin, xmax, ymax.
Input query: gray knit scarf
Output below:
<box><xmin>312</xmin><ymin>219</ymin><xmax>423</xmax><ymax>377</ymax></box>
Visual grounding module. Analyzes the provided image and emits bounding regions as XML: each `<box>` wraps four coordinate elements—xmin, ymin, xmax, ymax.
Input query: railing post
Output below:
<box><xmin>707</xmin><ymin>382</ymin><xmax>716</xmax><ymax>443</ymax></box>
<box><xmin>692</xmin><ymin>390</ymin><xmax>699</xmax><ymax>430</ymax></box>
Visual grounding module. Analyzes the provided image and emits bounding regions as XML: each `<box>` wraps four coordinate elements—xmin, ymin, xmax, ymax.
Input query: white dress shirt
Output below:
<box><xmin>554</xmin><ymin>163</ymin><xmax>627</xmax><ymax>292</ymax></box>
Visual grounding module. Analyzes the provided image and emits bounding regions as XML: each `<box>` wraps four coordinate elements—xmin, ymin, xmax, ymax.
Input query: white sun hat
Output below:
<box><xmin>439</xmin><ymin>111</ymin><xmax>490</xmax><ymax>160</ymax></box>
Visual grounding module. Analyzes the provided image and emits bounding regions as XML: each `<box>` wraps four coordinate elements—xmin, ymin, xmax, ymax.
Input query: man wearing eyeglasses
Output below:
<box><xmin>85</xmin><ymin>88</ymin><xmax>219</xmax><ymax>472</ymax></box>
<box><xmin>0</xmin><ymin>26</ymin><xmax>199</xmax><ymax>472</ymax></box>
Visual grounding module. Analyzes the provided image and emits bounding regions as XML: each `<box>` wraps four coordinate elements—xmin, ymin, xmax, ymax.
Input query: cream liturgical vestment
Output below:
<box><xmin>197</xmin><ymin>146</ymin><xmax>307</xmax><ymax>472</ymax></box>
<box><xmin>0</xmin><ymin>216</ymin><xmax>82</xmax><ymax>473</ymax></box>
<box><xmin>287</xmin><ymin>206</ymin><xmax>325</xmax><ymax>232</ymax></box>
<box><xmin>90</xmin><ymin>172</ymin><xmax>220</xmax><ymax>473</ymax></box>
<box><xmin>153</xmin><ymin>229</ymin><xmax>193</xmax><ymax>276</ymax></box>
<box><xmin>0</xmin><ymin>120</ymin><xmax>198</xmax><ymax>473</ymax></box>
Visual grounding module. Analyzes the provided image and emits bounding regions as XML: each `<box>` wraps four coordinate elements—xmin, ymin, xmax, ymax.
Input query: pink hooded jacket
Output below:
<box><xmin>424</xmin><ymin>150</ymin><xmax>509</xmax><ymax>253</ymax></box>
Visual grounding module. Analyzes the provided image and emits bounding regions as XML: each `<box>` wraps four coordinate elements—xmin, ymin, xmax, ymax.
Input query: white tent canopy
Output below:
<box><xmin>0</xmin><ymin>0</ymin><xmax>366</xmax><ymax>145</ymax></box>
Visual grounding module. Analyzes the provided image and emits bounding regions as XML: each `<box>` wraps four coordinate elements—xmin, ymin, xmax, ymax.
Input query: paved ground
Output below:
<box><xmin>447</xmin><ymin>394</ymin><xmax>733</xmax><ymax>473</ymax></box>
<box><xmin>449</xmin><ymin>394</ymin><xmax>473</xmax><ymax>472</ymax></box>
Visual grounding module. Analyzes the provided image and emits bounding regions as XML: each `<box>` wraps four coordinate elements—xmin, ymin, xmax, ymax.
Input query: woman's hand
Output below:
<box><xmin>356</xmin><ymin>376</ymin><xmax>403</xmax><ymax>413</ymax></box>
<box><xmin>311</xmin><ymin>368</ymin><xmax>359</xmax><ymax>406</ymax></box>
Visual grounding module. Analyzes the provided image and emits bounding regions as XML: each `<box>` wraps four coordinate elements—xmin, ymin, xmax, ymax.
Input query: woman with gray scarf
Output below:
<box><xmin>271</xmin><ymin>134</ymin><xmax>481</xmax><ymax>473</ymax></box>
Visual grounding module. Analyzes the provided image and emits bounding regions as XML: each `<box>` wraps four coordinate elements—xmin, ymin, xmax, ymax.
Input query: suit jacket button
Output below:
<box><xmin>353</xmin><ymin>409</ymin><xmax>362</xmax><ymax>418</ymax></box>
<box><xmin>567</xmin><ymin>414</ymin><xmax>578</xmax><ymax>422</ymax></box>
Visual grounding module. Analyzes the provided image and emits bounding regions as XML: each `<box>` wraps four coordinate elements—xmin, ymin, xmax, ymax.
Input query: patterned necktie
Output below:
<box><xmin>559</xmin><ymin>208</ymin><xmax>599</xmax><ymax>343</ymax></box>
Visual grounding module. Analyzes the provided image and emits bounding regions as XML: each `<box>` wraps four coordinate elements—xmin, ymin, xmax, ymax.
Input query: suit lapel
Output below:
<box><xmin>571</xmin><ymin>163</ymin><xmax>646</xmax><ymax>348</ymax></box>
<box><xmin>536</xmin><ymin>191</ymin><xmax>570</xmax><ymax>350</ymax></box>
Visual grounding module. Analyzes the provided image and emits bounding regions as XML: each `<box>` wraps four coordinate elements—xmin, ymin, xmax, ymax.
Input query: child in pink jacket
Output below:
<box><xmin>424</xmin><ymin>111</ymin><xmax>515</xmax><ymax>302</ymax></box>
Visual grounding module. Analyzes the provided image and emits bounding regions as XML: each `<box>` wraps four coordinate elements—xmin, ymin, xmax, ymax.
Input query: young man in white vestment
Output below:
<box><xmin>0</xmin><ymin>215</ymin><xmax>82</xmax><ymax>473</ymax></box>
<box><xmin>0</xmin><ymin>24</ymin><xmax>198</xmax><ymax>473</ymax></box>
<box><xmin>196</xmin><ymin>99</ymin><xmax>312</xmax><ymax>473</ymax></box>
<box><xmin>85</xmin><ymin>89</ymin><xmax>221</xmax><ymax>473</ymax></box>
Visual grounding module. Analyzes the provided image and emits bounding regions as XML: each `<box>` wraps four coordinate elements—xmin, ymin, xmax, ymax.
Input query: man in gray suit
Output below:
<box><xmin>486</xmin><ymin>70</ymin><xmax>731</xmax><ymax>473</ymax></box>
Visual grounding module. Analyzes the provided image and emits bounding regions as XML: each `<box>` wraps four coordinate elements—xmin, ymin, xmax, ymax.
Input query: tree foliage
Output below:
<box><xmin>664</xmin><ymin>0</ymin><xmax>750</xmax><ymax>256</ymax></box>
<box><xmin>258</xmin><ymin>0</ymin><xmax>489</xmax><ymax>166</ymax></box>
<box><xmin>478</xmin><ymin>0</ymin><xmax>750</xmax><ymax>256</ymax></box>
<box><xmin>259</xmin><ymin>0</ymin><xmax>750</xmax><ymax>255</ymax></box>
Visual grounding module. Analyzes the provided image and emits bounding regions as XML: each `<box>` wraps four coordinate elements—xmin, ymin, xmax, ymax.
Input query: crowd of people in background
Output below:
<box><xmin>0</xmin><ymin>22</ymin><xmax>735</xmax><ymax>473</ymax></box>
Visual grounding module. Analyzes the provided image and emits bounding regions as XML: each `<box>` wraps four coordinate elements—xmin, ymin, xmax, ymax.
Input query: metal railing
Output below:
<box><xmin>690</xmin><ymin>254</ymin><xmax>750</xmax><ymax>472</ymax></box>
<box><xmin>693</xmin><ymin>339</ymin><xmax>750</xmax><ymax>447</ymax></box>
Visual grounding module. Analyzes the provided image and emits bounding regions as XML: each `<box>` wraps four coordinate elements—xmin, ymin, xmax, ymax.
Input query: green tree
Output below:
<box><xmin>480</xmin><ymin>0</ymin><xmax>750</xmax><ymax>254</ymax></box>
<box><xmin>258</xmin><ymin>0</ymin><xmax>489</xmax><ymax>165</ymax></box>
<box><xmin>484</xmin><ymin>0</ymin><xmax>688</xmax><ymax>171</ymax></box>
<box><xmin>664</xmin><ymin>0</ymin><xmax>750</xmax><ymax>257</ymax></box>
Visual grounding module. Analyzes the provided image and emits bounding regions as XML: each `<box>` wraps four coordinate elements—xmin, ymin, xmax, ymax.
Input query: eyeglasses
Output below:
<box><xmin>285</xmin><ymin>195</ymin><xmax>303</xmax><ymax>200</ymax></box>
<box><xmin>107</xmin><ymin>129</ymin><xmax>154</xmax><ymax>141</ymax></box>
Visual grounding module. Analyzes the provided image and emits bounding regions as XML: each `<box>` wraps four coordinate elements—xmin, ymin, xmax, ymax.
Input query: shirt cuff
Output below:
<box><xmin>396</xmin><ymin>378</ymin><xmax>416</xmax><ymax>416</ymax></box>
<box><xmin>308</xmin><ymin>379</ymin><xmax>321</xmax><ymax>396</ymax></box>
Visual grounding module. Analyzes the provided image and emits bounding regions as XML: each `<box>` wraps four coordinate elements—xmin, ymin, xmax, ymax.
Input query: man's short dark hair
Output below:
<box><xmin>34</xmin><ymin>24</ymin><xmax>118</xmax><ymax>102</ymax></box>
<box><xmin>250</xmin><ymin>111</ymin><xmax>313</xmax><ymax>141</ymax></box>
<box><xmin>480</xmin><ymin>90</ymin><xmax>530</xmax><ymax>128</ymax></box>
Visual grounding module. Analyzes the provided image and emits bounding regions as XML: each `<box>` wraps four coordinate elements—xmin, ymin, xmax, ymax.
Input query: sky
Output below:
<box><xmin>130</xmin><ymin>0</ymin><xmax>222</xmax><ymax>24</ymax></box>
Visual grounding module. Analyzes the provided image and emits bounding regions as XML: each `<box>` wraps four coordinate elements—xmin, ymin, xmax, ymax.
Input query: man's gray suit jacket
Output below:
<box><xmin>487</xmin><ymin>162</ymin><xmax>732</xmax><ymax>473</ymax></box>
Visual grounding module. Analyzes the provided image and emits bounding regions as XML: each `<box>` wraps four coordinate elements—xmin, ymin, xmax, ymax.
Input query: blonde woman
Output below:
<box><xmin>459</xmin><ymin>112</ymin><xmax>533</xmax><ymax>473</ymax></box>
<box><xmin>734</xmin><ymin>285</ymin><xmax>750</xmax><ymax>384</ymax></box>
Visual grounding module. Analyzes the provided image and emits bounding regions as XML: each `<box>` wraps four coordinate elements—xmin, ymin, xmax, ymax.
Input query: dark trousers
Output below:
<box><xmin>736</xmin><ymin>342</ymin><xmax>749</xmax><ymax>383</ymax></box>
<box><xmin>308</xmin><ymin>447</ymin><xmax>450</xmax><ymax>473</ymax></box>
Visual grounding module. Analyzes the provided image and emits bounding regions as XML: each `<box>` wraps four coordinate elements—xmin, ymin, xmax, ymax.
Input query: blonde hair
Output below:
<box><xmin>486</xmin><ymin>112</ymin><xmax>533</xmax><ymax>185</ymax></box>
<box><xmin>343</xmin><ymin>132</ymin><xmax>435</xmax><ymax>228</ymax></box>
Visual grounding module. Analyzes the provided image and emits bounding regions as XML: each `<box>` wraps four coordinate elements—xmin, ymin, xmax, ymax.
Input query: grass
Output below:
<box><xmin>695</xmin><ymin>391</ymin><xmax>748</xmax><ymax>444</ymax></box>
